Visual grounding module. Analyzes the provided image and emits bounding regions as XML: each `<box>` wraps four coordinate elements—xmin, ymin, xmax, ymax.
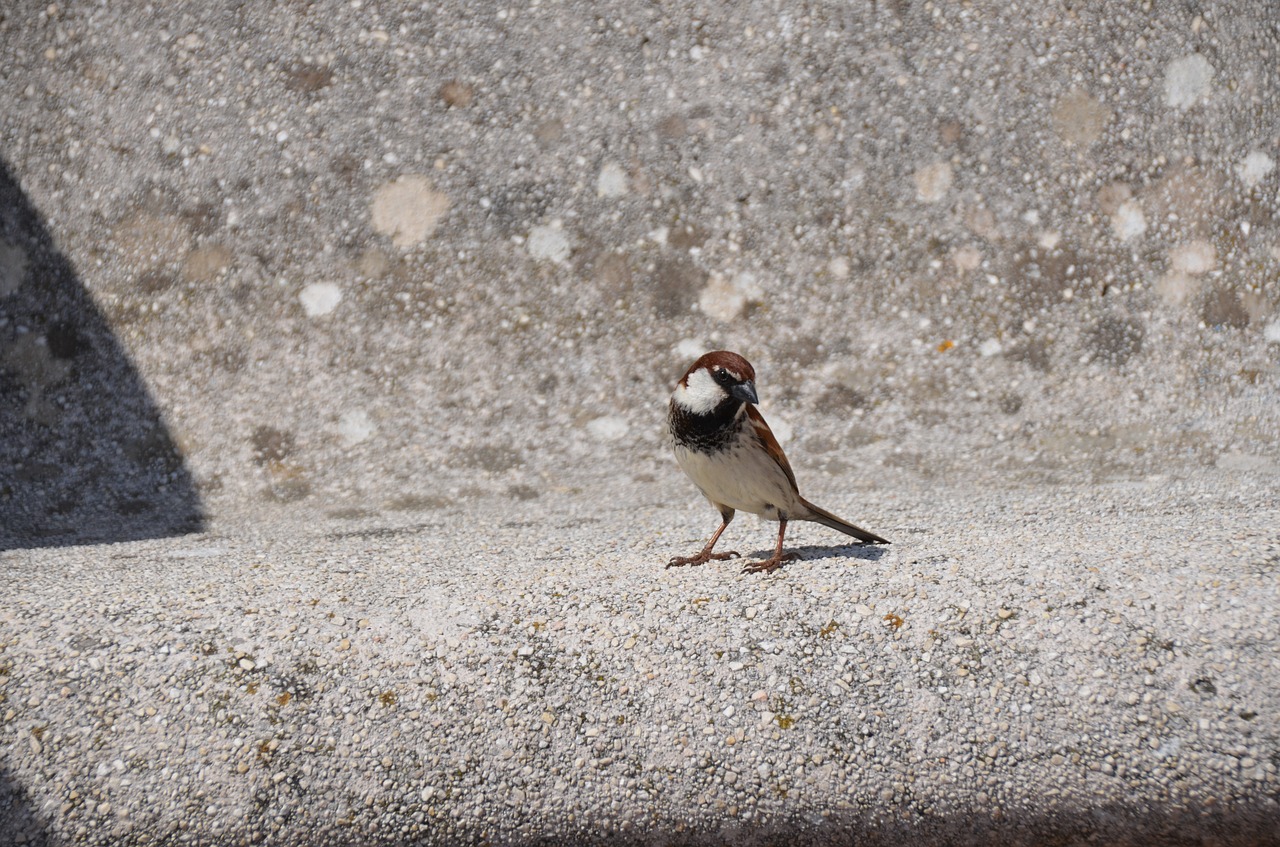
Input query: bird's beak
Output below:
<box><xmin>730</xmin><ymin>380</ymin><xmax>759</xmax><ymax>405</ymax></box>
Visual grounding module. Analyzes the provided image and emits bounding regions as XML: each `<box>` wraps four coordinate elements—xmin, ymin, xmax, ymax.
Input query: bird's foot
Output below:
<box><xmin>741</xmin><ymin>551</ymin><xmax>799</xmax><ymax>575</ymax></box>
<box><xmin>666</xmin><ymin>550</ymin><xmax>740</xmax><ymax>569</ymax></box>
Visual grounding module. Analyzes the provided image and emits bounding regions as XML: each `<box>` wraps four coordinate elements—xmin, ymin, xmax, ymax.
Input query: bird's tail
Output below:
<box><xmin>799</xmin><ymin>498</ymin><xmax>889</xmax><ymax>544</ymax></box>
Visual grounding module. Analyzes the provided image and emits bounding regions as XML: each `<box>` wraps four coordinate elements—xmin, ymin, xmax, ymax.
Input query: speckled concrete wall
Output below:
<box><xmin>2</xmin><ymin>1</ymin><xmax>1277</xmax><ymax>546</ymax></box>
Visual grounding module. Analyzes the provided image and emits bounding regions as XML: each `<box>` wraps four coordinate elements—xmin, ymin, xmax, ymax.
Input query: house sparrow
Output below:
<box><xmin>667</xmin><ymin>351</ymin><xmax>888</xmax><ymax>574</ymax></box>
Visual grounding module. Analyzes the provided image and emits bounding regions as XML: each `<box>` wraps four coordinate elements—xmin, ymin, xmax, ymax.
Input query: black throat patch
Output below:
<box><xmin>669</xmin><ymin>398</ymin><xmax>745</xmax><ymax>453</ymax></box>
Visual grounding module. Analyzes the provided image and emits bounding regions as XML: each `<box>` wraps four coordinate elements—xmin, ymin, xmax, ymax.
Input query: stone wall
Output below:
<box><xmin>2</xmin><ymin>1</ymin><xmax>1277</xmax><ymax>546</ymax></box>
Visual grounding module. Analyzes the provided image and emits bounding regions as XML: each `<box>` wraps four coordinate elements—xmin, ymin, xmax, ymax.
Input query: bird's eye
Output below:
<box><xmin>712</xmin><ymin>368</ymin><xmax>733</xmax><ymax>386</ymax></box>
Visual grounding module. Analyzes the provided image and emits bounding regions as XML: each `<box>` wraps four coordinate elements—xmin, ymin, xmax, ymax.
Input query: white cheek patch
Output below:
<box><xmin>674</xmin><ymin>368</ymin><xmax>726</xmax><ymax>415</ymax></box>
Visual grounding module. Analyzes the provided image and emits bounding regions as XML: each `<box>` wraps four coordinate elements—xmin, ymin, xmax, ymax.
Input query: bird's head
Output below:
<box><xmin>672</xmin><ymin>350</ymin><xmax>759</xmax><ymax>415</ymax></box>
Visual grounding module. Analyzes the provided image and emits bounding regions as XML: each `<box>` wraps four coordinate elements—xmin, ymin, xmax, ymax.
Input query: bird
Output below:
<box><xmin>667</xmin><ymin>350</ymin><xmax>888</xmax><ymax>574</ymax></box>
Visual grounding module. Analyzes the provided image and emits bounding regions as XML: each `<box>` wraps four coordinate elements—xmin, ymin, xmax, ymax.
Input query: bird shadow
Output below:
<box><xmin>741</xmin><ymin>542</ymin><xmax>889</xmax><ymax>565</ymax></box>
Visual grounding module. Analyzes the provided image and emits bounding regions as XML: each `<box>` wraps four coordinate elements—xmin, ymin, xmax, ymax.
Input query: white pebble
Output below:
<box><xmin>586</xmin><ymin>416</ymin><xmax>628</xmax><ymax>442</ymax></box>
<box><xmin>299</xmin><ymin>282</ymin><xmax>342</xmax><ymax>317</ymax></box>
<box><xmin>676</xmin><ymin>338</ymin><xmax>706</xmax><ymax>360</ymax></box>
<box><xmin>913</xmin><ymin>161</ymin><xmax>953</xmax><ymax>203</ymax></box>
<box><xmin>1164</xmin><ymin>54</ymin><xmax>1215</xmax><ymax>109</ymax></box>
<box><xmin>337</xmin><ymin>410</ymin><xmax>376</xmax><ymax>446</ymax></box>
<box><xmin>1236</xmin><ymin>151</ymin><xmax>1275</xmax><ymax>189</ymax></box>
<box><xmin>1169</xmin><ymin>241</ymin><xmax>1216</xmax><ymax>275</ymax></box>
<box><xmin>698</xmin><ymin>272</ymin><xmax>762</xmax><ymax>323</ymax></box>
<box><xmin>596</xmin><ymin>162</ymin><xmax>628</xmax><ymax>198</ymax></box>
<box><xmin>370</xmin><ymin>175</ymin><xmax>451</xmax><ymax>248</ymax></box>
<box><xmin>526</xmin><ymin>223</ymin><xmax>571</xmax><ymax>264</ymax></box>
<box><xmin>1110</xmin><ymin>199</ymin><xmax>1147</xmax><ymax>241</ymax></box>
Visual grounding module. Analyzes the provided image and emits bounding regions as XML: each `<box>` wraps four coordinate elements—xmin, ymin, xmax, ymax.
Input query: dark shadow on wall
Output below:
<box><xmin>0</xmin><ymin>156</ymin><xmax>204</xmax><ymax>550</ymax></box>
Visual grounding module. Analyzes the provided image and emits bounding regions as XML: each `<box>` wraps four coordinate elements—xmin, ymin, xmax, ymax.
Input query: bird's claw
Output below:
<box><xmin>666</xmin><ymin>550</ymin><xmax>740</xmax><ymax>569</ymax></box>
<box><xmin>741</xmin><ymin>552</ymin><xmax>799</xmax><ymax>575</ymax></box>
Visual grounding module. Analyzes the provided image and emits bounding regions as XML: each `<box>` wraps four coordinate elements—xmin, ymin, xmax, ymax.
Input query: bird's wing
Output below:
<box><xmin>745</xmin><ymin>405</ymin><xmax>799</xmax><ymax>493</ymax></box>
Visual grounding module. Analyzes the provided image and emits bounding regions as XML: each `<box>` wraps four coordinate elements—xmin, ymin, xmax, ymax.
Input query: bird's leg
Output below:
<box><xmin>667</xmin><ymin>515</ymin><xmax>739</xmax><ymax>568</ymax></box>
<box><xmin>742</xmin><ymin>519</ymin><xmax>800</xmax><ymax>574</ymax></box>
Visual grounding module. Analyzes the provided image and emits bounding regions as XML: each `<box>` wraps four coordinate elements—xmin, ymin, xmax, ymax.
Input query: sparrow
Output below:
<box><xmin>667</xmin><ymin>350</ymin><xmax>888</xmax><ymax>574</ymax></box>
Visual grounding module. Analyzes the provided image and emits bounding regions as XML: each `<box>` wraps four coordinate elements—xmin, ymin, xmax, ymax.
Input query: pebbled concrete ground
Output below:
<box><xmin>2</xmin><ymin>0</ymin><xmax>1279</xmax><ymax>843</ymax></box>
<box><xmin>2</xmin><ymin>470</ymin><xmax>1279</xmax><ymax>845</ymax></box>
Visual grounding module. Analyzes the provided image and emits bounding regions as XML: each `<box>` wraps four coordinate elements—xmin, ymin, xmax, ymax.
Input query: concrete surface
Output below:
<box><xmin>2</xmin><ymin>0</ymin><xmax>1279</xmax><ymax>843</ymax></box>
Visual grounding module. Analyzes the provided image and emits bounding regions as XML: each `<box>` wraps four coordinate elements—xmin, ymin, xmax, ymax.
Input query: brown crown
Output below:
<box><xmin>679</xmin><ymin>350</ymin><xmax>755</xmax><ymax>385</ymax></box>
